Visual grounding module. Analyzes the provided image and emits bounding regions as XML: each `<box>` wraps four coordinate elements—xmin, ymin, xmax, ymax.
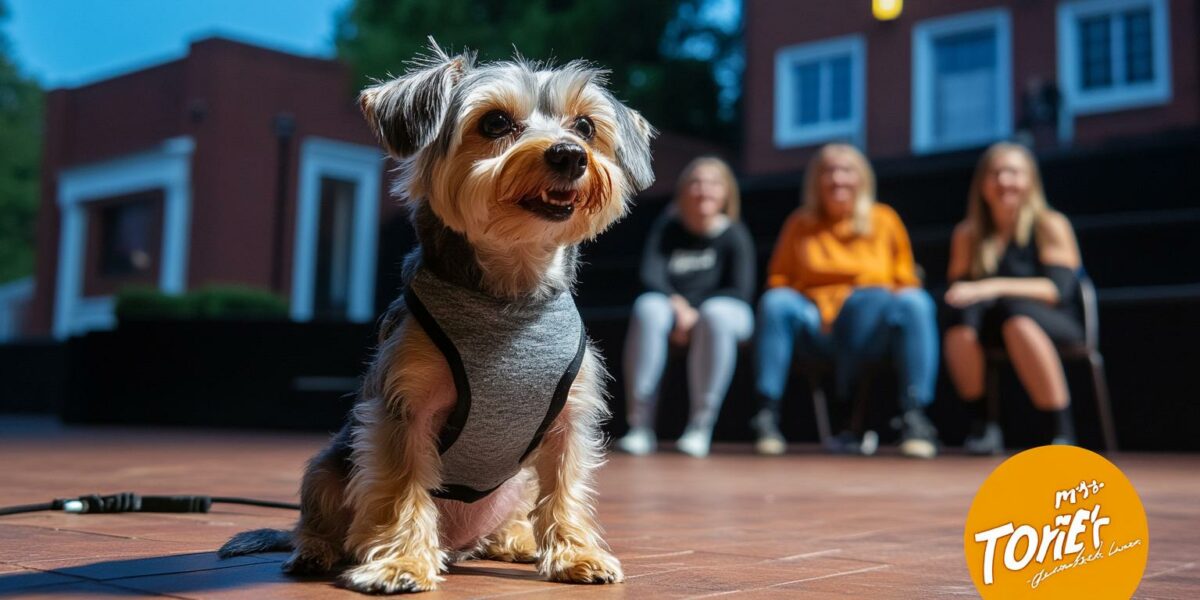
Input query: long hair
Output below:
<box><xmin>674</xmin><ymin>156</ymin><xmax>741</xmax><ymax>221</ymax></box>
<box><xmin>965</xmin><ymin>142</ymin><xmax>1050</xmax><ymax>278</ymax></box>
<box><xmin>801</xmin><ymin>143</ymin><xmax>875</xmax><ymax>236</ymax></box>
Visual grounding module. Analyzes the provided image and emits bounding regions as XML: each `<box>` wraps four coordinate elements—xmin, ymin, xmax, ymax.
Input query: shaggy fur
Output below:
<box><xmin>220</xmin><ymin>40</ymin><xmax>655</xmax><ymax>594</ymax></box>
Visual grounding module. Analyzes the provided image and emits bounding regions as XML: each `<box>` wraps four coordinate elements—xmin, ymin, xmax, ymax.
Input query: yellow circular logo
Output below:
<box><xmin>964</xmin><ymin>446</ymin><xmax>1149</xmax><ymax>599</ymax></box>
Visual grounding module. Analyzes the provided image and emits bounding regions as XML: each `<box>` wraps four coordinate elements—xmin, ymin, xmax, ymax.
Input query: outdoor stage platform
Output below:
<box><xmin>0</xmin><ymin>417</ymin><xmax>1196</xmax><ymax>599</ymax></box>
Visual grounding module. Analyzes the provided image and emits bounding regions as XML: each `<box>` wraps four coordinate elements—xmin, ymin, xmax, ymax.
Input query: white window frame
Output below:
<box><xmin>53</xmin><ymin>136</ymin><xmax>194</xmax><ymax>339</ymax></box>
<box><xmin>911</xmin><ymin>8</ymin><xmax>1013</xmax><ymax>154</ymax></box>
<box><xmin>773</xmin><ymin>35</ymin><xmax>866</xmax><ymax>149</ymax></box>
<box><xmin>1057</xmin><ymin>0</ymin><xmax>1172</xmax><ymax>115</ymax></box>
<box><xmin>290</xmin><ymin>137</ymin><xmax>382</xmax><ymax>324</ymax></box>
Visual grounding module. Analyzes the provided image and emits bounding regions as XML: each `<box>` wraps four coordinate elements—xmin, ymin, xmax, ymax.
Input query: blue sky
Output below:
<box><xmin>3</xmin><ymin>0</ymin><xmax>351</xmax><ymax>88</ymax></box>
<box><xmin>2</xmin><ymin>0</ymin><xmax>741</xmax><ymax>112</ymax></box>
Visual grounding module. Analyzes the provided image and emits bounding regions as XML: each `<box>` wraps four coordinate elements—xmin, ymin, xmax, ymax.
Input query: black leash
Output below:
<box><xmin>0</xmin><ymin>492</ymin><xmax>299</xmax><ymax>516</ymax></box>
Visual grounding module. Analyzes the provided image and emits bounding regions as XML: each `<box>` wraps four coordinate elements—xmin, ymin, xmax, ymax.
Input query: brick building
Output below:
<box><xmin>18</xmin><ymin>37</ymin><xmax>719</xmax><ymax>340</ymax></box>
<box><xmin>743</xmin><ymin>0</ymin><xmax>1199</xmax><ymax>173</ymax></box>
<box><xmin>24</xmin><ymin>38</ymin><xmax>390</xmax><ymax>338</ymax></box>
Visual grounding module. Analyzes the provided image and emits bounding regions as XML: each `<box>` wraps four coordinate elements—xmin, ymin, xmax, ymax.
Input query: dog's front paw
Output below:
<box><xmin>339</xmin><ymin>559</ymin><xmax>441</xmax><ymax>594</ymax></box>
<box><xmin>542</xmin><ymin>548</ymin><xmax>624</xmax><ymax>584</ymax></box>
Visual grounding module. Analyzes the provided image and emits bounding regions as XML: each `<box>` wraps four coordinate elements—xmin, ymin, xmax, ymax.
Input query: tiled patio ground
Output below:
<box><xmin>0</xmin><ymin>416</ymin><xmax>1196</xmax><ymax>598</ymax></box>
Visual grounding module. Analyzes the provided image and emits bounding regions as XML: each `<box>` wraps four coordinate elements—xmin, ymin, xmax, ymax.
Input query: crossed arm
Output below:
<box><xmin>945</xmin><ymin>211</ymin><xmax>1082</xmax><ymax>308</ymax></box>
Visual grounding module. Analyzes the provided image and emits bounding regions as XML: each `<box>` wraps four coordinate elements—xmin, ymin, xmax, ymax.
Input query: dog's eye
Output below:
<box><xmin>480</xmin><ymin>111</ymin><xmax>515</xmax><ymax>138</ymax></box>
<box><xmin>572</xmin><ymin>116</ymin><xmax>595</xmax><ymax>141</ymax></box>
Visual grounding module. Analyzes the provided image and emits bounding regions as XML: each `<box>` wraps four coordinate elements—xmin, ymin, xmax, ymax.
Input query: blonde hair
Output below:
<box><xmin>801</xmin><ymin>143</ymin><xmax>875</xmax><ymax>236</ymax></box>
<box><xmin>675</xmin><ymin>156</ymin><xmax>741</xmax><ymax>221</ymax></box>
<box><xmin>965</xmin><ymin>142</ymin><xmax>1050</xmax><ymax>278</ymax></box>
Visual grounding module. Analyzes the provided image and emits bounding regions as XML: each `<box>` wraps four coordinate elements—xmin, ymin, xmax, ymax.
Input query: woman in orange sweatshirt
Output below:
<box><xmin>752</xmin><ymin>144</ymin><xmax>939</xmax><ymax>458</ymax></box>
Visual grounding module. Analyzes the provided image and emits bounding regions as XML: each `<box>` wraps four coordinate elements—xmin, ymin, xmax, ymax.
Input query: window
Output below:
<box><xmin>314</xmin><ymin>177</ymin><xmax>357</xmax><ymax>320</ymax></box>
<box><xmin>54</xmin><ymin>136</ymin><xmax>193</xmax><ymax>338</ymax></box>
<box><xmin>1058</xmin><ymin>0</ymin><xmax>1171</xmax><ymax>114</ymax></box>
<box><xmin>774</xmin><ymin>35</ymin><xmax>865</xmax><ymax>148</ymax></box>
<box><xmin>83</xmin><ymin>189</ymin><xmax>165</xmax><ymax>298</ymax></box>
<box><xmin>99</xmin><ymin>197</ymin><xmax>156</xmax><ymax>277</ymax></box>
<box><xmin>291</xmin><ymin>137</ymin><xmax>382</xmax><ymax>324</ymax></box>
<box><xmin>912</xmin><ymin>9</ymin><xmax>1012</xmax><ymax>154</ymax></box>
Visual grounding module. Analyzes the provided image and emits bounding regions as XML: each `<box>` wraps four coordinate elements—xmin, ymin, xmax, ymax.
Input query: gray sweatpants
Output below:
<box><xmin>623</xmin><ymin>292</ymin><xmax>755</xmax><ymax>431</ymax></box>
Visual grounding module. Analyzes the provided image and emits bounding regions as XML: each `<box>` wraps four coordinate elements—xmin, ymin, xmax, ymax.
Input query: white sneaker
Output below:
<box><xmin>676</xmin><ymin>426</ymin><xmax>712</xmax><ymax>458</ymax></box>
<box><xmin>616</xmin><ymin>427</ymin><xmax>657</xmax><ymax>455</ymax></box>
<box><xmin>755</xmin><ymin>435</ymin><xmax>786</xmax><ymax>456</ymax></box>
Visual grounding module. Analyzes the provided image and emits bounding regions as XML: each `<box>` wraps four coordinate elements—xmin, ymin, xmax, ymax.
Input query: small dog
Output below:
<box><xmin>220</xmin><ymin>41</ymin><xmax>655</xmax><ymax>594</ymax></box>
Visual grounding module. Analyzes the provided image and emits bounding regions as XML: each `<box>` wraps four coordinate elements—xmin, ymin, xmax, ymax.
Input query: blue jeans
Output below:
<box><xmin>754</xmin><ymin>287</ymin><xmax>939</xmax><ymax>413</ymax></box>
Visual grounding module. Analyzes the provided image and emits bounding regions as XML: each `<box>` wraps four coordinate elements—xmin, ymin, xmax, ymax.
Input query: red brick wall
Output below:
<box><xmin>28</xmin><ymin>38</ymin><xmax>399</xmax><ymax>336</ymax></box>
<box><xmin>179</xmin><ymin>38</ymin><xmax>389</xmax><ymax>296</ymax></box>
<box><xmin>29</xmin><ymin>59</ymin><xmax>192</xmax><ymax>335</ymax></box>
<box><xmin>742</xmin><ymin>0</ymin><xmax>1200</xmax><ymax>176</ymax></box>
<box><xmin>29</xmin><ymin>92</ymin><xmax>66</xmax><ymax>336</ymax></box>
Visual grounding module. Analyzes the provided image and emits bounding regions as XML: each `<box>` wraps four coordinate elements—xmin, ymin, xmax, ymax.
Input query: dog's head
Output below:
<box><xmin>360</xmin><ymin>41</ymin><xmax>656</xmax><ymax>247</ymax></box>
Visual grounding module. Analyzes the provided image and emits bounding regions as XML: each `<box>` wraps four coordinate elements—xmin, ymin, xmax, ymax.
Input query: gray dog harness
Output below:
<box><xmin>404</xmin><ymin>268</ymin><xmax>586</xmax><ymax>503</ymax></box>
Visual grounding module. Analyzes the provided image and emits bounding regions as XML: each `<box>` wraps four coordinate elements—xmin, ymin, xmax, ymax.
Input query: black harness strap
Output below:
<box><xmin>404</xmin><ymin>286</ymin><xmax>472</xmax><ymax>455</ymax></box>
<box><xmin>520</xmin><ymin>329</ymin><xmax>587</xmax><ymax>462</ymax></box>
<box><xmin>433</xmin><ymin>483</ymin><xmax>502</xmax><ymax>503</ymax></box>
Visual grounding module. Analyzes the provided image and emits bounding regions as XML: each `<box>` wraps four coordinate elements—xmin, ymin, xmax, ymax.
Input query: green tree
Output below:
<box><xmin>0</xmin><ymin>0</ymin><xmax>42</xmax><ymax>283</ymax></box>
<box><xmin>335</xmin><ymin>0</ymin><xmax>739</xmax><ymax>145</ymax></box>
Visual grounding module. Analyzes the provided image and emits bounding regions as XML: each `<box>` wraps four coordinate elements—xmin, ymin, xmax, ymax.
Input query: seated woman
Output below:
<box><xmin>616</xmin><ymin>156</ymin><xmax>756</xmax><ymax>457</ymax></box>
<box><xmin>752</xmin><ymin>143</ymin><xmax>939</xmax><ymax>458</ymax></box>
<box><xmin>944</xmin><ymin>143</ymin><xmax>1084</xmax><ymax>454</ymax></box>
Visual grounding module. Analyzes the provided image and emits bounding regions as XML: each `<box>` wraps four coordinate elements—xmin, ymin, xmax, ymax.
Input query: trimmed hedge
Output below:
<box><xmin>115</xmin><ymin>285</ymin><xmax>288</xmax><ymax>321</ymax></box>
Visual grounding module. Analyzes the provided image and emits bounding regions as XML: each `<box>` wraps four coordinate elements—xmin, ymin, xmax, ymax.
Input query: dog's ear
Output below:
<box><xmin>359</xmin><ymin>40</ymin><xmax>473</xmax><ymax>158</ymax></box>
<box><xmin>613</xmin><ymin>104</ymin><xmax>657</xmax><ymax>193</ymax></box>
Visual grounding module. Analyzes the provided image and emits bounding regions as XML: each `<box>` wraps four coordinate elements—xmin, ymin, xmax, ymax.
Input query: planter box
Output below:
<box><xmin>0</xmin><ymin>340</ymin><xmax>69</xmax><ymax>413</ymax></box>
<box><xmin>63</xmin><ymin>319</ymin><xmax>374</xmax><ymax>430</ymax></box>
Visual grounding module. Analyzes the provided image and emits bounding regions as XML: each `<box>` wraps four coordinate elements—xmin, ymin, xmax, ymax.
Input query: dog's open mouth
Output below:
<box><xmin>518</xmin><ymin>189</ymin><xmax>579</xmax><ymax>222</ymax></box>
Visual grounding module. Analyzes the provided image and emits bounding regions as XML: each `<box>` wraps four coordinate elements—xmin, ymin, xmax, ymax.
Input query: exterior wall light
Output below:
<box><xmin>873</xmin><ymin>0</ymin><xmax>903</xmax><ymax>21</ymax></box>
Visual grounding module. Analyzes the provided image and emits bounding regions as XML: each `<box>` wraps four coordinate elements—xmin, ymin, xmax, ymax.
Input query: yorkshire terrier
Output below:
<box><xmin>220</xmin><ymin>41</ymin><xmax>655</xmax><ymax>594</ymax></box>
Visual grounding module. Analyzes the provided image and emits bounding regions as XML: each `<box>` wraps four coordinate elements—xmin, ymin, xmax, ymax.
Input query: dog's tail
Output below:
<box><xmin>218</xmin><ymin>528</ymin><xmax>293</xmax><ymax>558</ymax></box>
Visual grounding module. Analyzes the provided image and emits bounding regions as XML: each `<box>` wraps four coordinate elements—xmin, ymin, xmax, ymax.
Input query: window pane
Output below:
<box><xmin>101</xmin><ymin>199</ymin><xmax>154</xmax><ymax>276</ymax></box>
<box><xmin>829</xmin><ymin>55</ymin><xmax>852</xmax><ymax>121</ymax></box>
<box><xmin>933</xmin><ymin>29</ymin><xmax>997</xmax><ymax>144</ymax></box>
<box><xmin>793</xmin><ymin>62</ymin><xmax>821</xmax><ymax>126</ymax></box>
<box><xmin>1079</xmin><ymin>15</ymin><xmax>1113</xmax><ymax>89</ymax></box>
<box><xmin>315</xmin><ymin>177</ymin><xmax>357</xmax><ymax>319</ymax></box>
<box><xmin>935</xmin><ymin>30</ymin><xmax>996</xmax><ymax>74</ymax></box>
<box><xmin>1123</xmin><ymin>8</ymin><xmax>1154</xmax><ymax>83</ymax></box>
<box><xmin>936</xmin><ymin>71</ymin><xmax>995</xmax><ymax>143</ymax></box>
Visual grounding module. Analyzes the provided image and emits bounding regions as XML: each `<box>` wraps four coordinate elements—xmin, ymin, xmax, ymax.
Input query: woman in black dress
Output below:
<box><xmin>944</xmin><ymin>143</ymin><xmax>1085</xmax><ymax>454</ymax></box>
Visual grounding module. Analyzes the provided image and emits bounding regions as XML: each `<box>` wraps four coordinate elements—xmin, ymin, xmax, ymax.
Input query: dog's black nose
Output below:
<box><xmin>544</xmin><ymin>143</ymin><xmax>588</xmax><ymax>180</ymax></box>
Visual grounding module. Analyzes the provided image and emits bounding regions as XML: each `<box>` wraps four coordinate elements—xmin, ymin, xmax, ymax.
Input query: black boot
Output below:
<box><xmin>898</xmin><ymin>409</ymin><xmax>939</xmax><ymax>459</ymax></box>
<box><xmin>750</xmin><ymin>394</ymin><xmax>785</xmax><ymax>455</ymax></box>
<box><xmin>1050</xmin><ymin>407</ymin><xmax>1076</xmax><ymax>446</ymax></box>
<box><xmin>963</xmin><ymin>399</ymin><xmax>1003</xmax><ymax>455</ymax></box>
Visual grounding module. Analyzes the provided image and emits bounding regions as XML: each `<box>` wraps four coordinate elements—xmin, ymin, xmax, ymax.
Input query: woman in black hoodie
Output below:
<box><xmin>615</xmin><ymin>157</ymin><xmax>756</xmax><ymax>457</ymax></box>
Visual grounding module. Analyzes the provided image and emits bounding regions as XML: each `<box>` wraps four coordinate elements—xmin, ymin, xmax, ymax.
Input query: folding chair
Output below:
<box><xmin>984</xmin><ymin>274</ymin><xmax>1118</xmax><ymax>453</ymax></box>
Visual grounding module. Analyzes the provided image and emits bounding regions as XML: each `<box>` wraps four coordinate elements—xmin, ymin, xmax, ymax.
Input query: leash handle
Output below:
<box><xmin>1</xmin><ymin>493</ymin><xmax>296</xmax><ymax>516</ymax></box>
<box><xmin>54</xmin><ymin>493</ymin><xmax>212</xmax><ymax>514</ymax></box>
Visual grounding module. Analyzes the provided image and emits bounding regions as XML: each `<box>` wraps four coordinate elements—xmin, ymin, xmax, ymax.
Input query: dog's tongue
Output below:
<box><xmin>545</xmin><ymin>189</ymin><xmax>578</xmax><ymax>204</ymax></box>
